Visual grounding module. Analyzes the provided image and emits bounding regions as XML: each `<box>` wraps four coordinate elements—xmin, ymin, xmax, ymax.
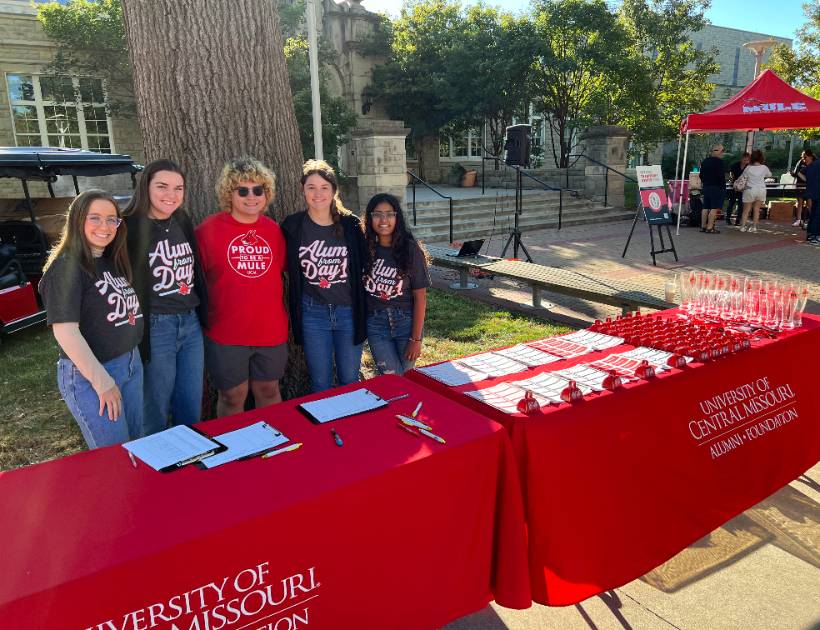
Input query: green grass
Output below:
<box><xmin>0</xmin><ymin>288</ymin><xmax>568</xmax><ymax>471</ymax></box>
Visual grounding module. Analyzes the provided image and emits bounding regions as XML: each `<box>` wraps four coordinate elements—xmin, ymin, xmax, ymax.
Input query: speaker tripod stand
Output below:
<box><xmin>501</xmin><ymin>168</ymin><xmax>533</xmax><ymax>262</ymax></box>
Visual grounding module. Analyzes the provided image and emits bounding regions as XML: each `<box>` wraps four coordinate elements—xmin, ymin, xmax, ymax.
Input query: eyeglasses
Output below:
<box><xmin>372</xmin><ymin>211</ymin><xmax>397</xmax><ymax>220</ymax></box>
<box><xmin>236</xmin><ymin>185</ymin><xmax>265</xmax><ymax>197</ymax></box>
<box><xmin>86</xmin><ymin>215</ymin><xmax>122</xmax><ymax>228</ymax></box>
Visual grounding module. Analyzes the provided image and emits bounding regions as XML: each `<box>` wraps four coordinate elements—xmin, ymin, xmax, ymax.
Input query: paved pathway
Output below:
<box><xmin>429</xmin><ymin>216</ymin><xmax>819</xmax><ymax>327</ymax></box>
<box><xmin>430</xmin><ymin>214</ymin><xmax>819</xmax><ymax>629</ymax></box>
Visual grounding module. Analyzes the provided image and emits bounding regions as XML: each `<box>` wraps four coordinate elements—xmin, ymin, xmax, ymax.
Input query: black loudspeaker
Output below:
<box><xmin>504</xmin><ymin>124</ymin><xmax>531</xmax><ymax>167</ymax></box>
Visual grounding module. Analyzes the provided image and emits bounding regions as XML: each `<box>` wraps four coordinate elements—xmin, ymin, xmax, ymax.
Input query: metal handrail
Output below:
<box><xmin>568</xmin><ymin>153</ymin><xmax>637</xmax><ymax>208</ymax></box>
<box><xmin>479</xmin><ymin>156</ymin><xmax>579</xmax><ymax>230</ymax></box>
<box><xmin>406</xmin><ymin>170</ymin><xmax>455</xmax><ymax>243</ymax></box>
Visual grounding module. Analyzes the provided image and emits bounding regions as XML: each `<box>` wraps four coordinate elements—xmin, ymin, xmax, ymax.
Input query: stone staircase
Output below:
<box><xmin>407</xmin><ymin>189</ymin><xmax>633</xmax><ymax>243</ymax></box>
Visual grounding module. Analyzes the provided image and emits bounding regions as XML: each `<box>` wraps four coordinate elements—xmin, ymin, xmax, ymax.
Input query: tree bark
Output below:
<box><xmin>122</xmin><ymin>0</ymin><xmax>310</xmax><ymax>401</ymax></box>
<box><xmin>121</xmin><ymin>0</ymin><xmax>304</xmax><ymax>223</ymax></box>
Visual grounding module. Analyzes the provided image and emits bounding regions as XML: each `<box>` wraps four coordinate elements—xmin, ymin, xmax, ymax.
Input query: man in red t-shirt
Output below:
<box><xmin>196</xmin><ymin>157</ymin><xmax>288</xmax><ymax>417</ymax></box>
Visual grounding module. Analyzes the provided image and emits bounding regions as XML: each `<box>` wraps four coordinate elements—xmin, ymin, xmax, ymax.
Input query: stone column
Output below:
<box><xmin>352</xmin><ymin>118</ymin><xmax>411</xmax><ymax>207</ymax></box>
<box><xmin>578</xmin><ymin>125</ymin><xmax>630</xmax><ymax>208</ymax></box>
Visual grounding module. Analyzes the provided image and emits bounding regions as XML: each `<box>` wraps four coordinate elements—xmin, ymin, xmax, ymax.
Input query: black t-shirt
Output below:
<box><xmin>699</xmin><ymin>156</ymin><xmax>726</xmax><ymax>187</ymax></box>
<box><xmin>364</xmin><ymin>242</ymin><xmax>430</xmax><ymax>311</ymax></box>
<box><xmin>147</xmin><ymin>216</ymin><xmax>200</xmax><ymax>314</ymax></box>
<box><xmin>39</xmin><ymin>254</ymin><xmax>143</xmax><ymax>363</ymax></box>
<box><xmin>299</xmin><ymin>217</ymin><xmax>352</xmax><ymax>305</ymax></box>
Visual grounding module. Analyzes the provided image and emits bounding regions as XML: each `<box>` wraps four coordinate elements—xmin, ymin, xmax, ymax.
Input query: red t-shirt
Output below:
<box><xmin>195</xmin><ymin>212</ymin><xmax>287</xmax><ymax>346</ymax></box>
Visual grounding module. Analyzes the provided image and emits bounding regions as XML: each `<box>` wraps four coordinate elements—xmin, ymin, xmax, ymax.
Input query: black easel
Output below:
<box><xmin>621</xmin><ymin>206</ymin><xmax>679</xmax><ymax>266</ymax></box>
<box><xmin>501</xmin><ymin>168</ymin><xmax>533</xmax><ymax>262</ymax></box>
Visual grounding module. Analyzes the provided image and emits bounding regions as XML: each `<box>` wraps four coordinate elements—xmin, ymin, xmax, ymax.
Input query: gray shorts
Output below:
<box><xmin>204</xmin><ymin>338</ymin><xmax>287</xmax><ymax>390</ymax></box>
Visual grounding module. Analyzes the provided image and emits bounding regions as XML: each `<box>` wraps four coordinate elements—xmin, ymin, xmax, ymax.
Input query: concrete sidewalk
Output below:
<box><xmin>432</xmin><ymin>216</ymin><xmax>819</xmax><ymax>629</ymax></box>
<box><xmin>428</xmin><ymin>216</ymin><xmax>819</xmax><ymax>327</ymax></box>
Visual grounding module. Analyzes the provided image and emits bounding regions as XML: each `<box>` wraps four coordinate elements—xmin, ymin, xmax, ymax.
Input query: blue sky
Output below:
<box><xmin>359</xmin><ymin>0</ymin><xmax>807</xmax><ymax>41</ymax></box>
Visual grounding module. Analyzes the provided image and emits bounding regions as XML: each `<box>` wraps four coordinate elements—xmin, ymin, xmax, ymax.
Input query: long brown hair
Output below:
<box><xmin>123</xmin><ymin>159</ymin><xmax>186</xmax><ymax>217</ymax></box>
<box><xmin>363</xmin><ymin>193</ymin><xmax>430</xmax><ymax>277</ymax></box>
<box><xmin>301</xmin><ymin>159</ymin><xmax>350</xmax><ymax>237</ymax></box>
<box><xmin>44</xmin><ymin>189</ymin><xmax>132</xmax><ymax>281</ymax></box>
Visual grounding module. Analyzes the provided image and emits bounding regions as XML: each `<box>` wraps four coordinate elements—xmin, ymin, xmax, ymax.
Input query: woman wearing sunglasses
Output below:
<box><xmin>195</xmin><ymin>157</ymin><xmax>287</xmax><ymax>416</ymax></box>
<box><xmin>39</xmin><ymin>189</ymin><xmax>144</xmax><ymax>448</ymax></box>
<box><xmin>280</xmin><ymin>159</ymin><xmax>367</xmax><ymax>392</ymax></box>
<box><xmin>124</xmin><ymin>160</ymin><xmax>208</xmax><ymax>435</ymax></box>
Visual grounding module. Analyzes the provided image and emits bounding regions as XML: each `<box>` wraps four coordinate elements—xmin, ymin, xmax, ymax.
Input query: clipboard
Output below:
<box><xmin>123</xmin><ymin>425</ymin><xmax>227</xmax><ymax>472</ymax></box>
<box><xmin>297</xmin><ymin>388</ymin><xmax>388</xmax><ymax>424</ymax></box>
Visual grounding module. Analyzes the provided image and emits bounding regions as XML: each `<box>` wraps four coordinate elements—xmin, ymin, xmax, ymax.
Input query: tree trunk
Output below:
<box><xmin>121</xmin><ymin>0</ymin><xmax>304</xmax><ymax>223</ymax></box>
<box><xmin>122</xmin><ymin>0</ymin><xmax>310</xmax><ymax>401</ymax></box>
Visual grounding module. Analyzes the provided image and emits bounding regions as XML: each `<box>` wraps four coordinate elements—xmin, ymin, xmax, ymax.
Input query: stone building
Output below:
<box><xmin>0</xmin><ymin>0</ymin><xmax>143</xmax><ymax>197</ymax></box>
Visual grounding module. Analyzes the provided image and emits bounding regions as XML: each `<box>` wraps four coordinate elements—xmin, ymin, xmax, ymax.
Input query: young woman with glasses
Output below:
<box><xmin>124</xmin><ymin>160</ymin><xmax>208</xmax><ymax>435</ymax></box>
<box><xmin>280</xmin><ymin>159</ymin><xmax>367</xmax><ymax>392</ymax></box>
<box><xmin>195</xmin><ymin>157</ymin><xmax>287</xmax><ymax>417</ymax></box>
<box><xmin>362</xmin><ymin>193</ymin><xmax>430</xmax><ymax>375</ymax></box>
<box><xmin>39</xmin><ymin>189</ymin><xmax>144</xmax><ymax>448</ymax></box>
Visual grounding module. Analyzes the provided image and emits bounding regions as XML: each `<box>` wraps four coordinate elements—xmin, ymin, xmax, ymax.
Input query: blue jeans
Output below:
<box><xmin>57</xmin><ymin>347</ymin><xmax>143</xmax><ymax>449</ymax></box>
<box><xmin>142</xmin><ymin>310</ymin><xmax>204</xmax><ymax>436</ymax></box>
<box><xmin>367</xmin><ymin>307</ymin><xmax>416</xmax><ymax>375</ymax></box>
<box><xmin>301</xmin><ymin>295</ymin><xmax>363</xmax><ymax>393</ymax></box>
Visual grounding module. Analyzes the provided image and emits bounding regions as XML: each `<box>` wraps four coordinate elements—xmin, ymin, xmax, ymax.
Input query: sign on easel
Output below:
<box><xmin>636</xmin><ymin>165</ymin><xmax>673</xmax><ymax>225</ymax></box>
<box><xmin>622</xmin><ymin>165</ymin><xmax>679</xmax><ymax>266</ymax></box>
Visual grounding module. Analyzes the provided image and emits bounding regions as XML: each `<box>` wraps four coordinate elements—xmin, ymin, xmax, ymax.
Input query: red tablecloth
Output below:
<box><xmin>0</xmin><ymin>375</ymin><xmax>531</xmax><ymax>628</ymax></box>
<box><xmin>407</xmin><ymin>313</ymin><xmax>820</xmax><ymax>605</ymax></box>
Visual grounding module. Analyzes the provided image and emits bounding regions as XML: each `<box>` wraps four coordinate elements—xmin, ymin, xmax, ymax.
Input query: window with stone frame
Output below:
<box><xmin>439</xmin><ymin>127</ymin><xmax>484</xmax><ymax>160</ymax></box>
<box><xmin>6</xmin><ymin>74</ymin><xmax>114</xmax><ymax>153</ymax></box>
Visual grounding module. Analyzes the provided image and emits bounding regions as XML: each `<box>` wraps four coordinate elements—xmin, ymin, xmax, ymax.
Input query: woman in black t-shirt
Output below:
<box><xmin>124</xmin><ymin>160</ymin><xmax>207</xmax><ymax>435</ymax></box>
<box><xmin>39</xmin><ymin>190</ymin><xmax>144</xmax><ymax>449</ymax></box>
<box><xmin>362</xmin><ymin>193</ymin><xmax>430</xmax><ymax>375</ymax></box>
<box><xmin>280</xmin><ymin>160</ymin><xmax>368</xmax><ymax>393</ymax></box>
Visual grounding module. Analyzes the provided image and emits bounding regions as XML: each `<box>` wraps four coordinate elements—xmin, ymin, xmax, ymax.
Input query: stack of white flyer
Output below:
<box><xmin>457</xmin><ymin>352</ymin><xmax>530</xmax><ymax>378</ymax></box>
<box><xmin>493</xmin><ymin>344</ymin><xmax>562</xmax><ymax>367</ymax></box>
<box><xmin>465</xmin><ymin>382</ymin><xmax>550</xmax><ymax>414</ymax></box>
<box><xmin>416</xmin><ymin>361</ymin><xmax>489</xmax><ymax>386</ymax></box>
<box><xmin>562</xmin><ymin>330</ymin><xmax>625</xmax><ymax>350</ymax></box>
<box><xmin>555</xmin><ymin>364</ymin><xmax>617</xmax><ymax>391</ymax></box>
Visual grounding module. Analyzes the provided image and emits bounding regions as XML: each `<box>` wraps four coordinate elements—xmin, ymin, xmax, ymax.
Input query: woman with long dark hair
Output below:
<box><xmin>280</xmin><ymin>159</ymin><xmax>367</xmax><ymax>393</ymax></box>
<box><xmin>39</xmin><ymin>190</ymin><xmax>144</xmax><ymax>448</ymax></box>
<box><xmin>362</xmin><ymin>193</ymin><xmax>430</xmax><ymax>375</ymax></box>
<box><xmin>124</xmin><ymin>160</ymin><xmax>207</xmax><ymax>434</ymax></box>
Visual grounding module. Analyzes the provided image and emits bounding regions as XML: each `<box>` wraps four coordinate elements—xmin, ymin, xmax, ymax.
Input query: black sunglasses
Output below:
<box><xmin>236</xmin><ymin>185</ymin><xmax>265</xmax><ymax>197</ymax></box>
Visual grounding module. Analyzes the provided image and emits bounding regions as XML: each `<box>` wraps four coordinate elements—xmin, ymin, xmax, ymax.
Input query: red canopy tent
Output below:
<box><xmin>673</xmin><ymin>70</ymin><xmax>820</xmax><ymax>232</ymax></box>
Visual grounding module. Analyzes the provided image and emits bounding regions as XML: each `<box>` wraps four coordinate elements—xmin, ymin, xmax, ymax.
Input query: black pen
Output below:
<box><xmin>331</xmin><ymin>428</ymin><xmax>344</xmax><ymax>447</ymax></box>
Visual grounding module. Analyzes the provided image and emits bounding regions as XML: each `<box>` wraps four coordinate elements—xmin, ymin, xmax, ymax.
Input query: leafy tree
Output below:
<box><xmin>36</xmin><ymin>0</ymin><xmax>133</xmax><ymax>116</ymax></box>
<box><xmin>284</xmin><ymin>37</ymin><xmax>357</xmax><ymax>167</ymax></box>
<box><xmin>530</xmin><ymin>0</ymin><xmax>648</xmax><ymax>167</ymax></box>
<box><xmin>448</xmin><ymin>6</ymin><xmax>538</xmax><ymax>159</ymax></box>
<box><xmin>766</xmin><ymin>1</ymin><xmax>820</xmax><ymax>140</ymax></box>
<box><xmin>372</xmin><ymin>0</ymin><xmax>466</xmax><ymax>175</ymax></box>
<box><xmin>767</xmin><ymin>1</ymin><xmax>820</xmax><ymax>97</ymax></box>
<box><xmin>617</xmin><ymin>0</ymin><xmax>718</xmax><ymax>157</ymax></box>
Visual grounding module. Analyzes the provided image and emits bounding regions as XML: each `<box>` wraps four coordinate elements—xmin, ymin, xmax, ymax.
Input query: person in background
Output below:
<box><xmin>125</xmin><ymin>160</ymin><xmax>207</xmax><ymax>435</ymax></box>
<box><xmin>195</xmin><ymin>157</ymin><xmax>287</xmax><ymax>417</ymax></box>
<box><xmin>39</xmin><ymin>190</ymin><xmax>143</xmax><ymax>448</ymax></box>
<box><xmin>804</xmin><ymin>154</ymin><xmax>820</xmax><ymax>245</ymax></box>
<box><xmin>791</xmin><ymin>149</ymin><xmax>815</xmax><ymax>229</ymax></box>
<box><xmin>699</xmin><ymin>144</ymin><xmax>726</xmax><ymax>234</ymax></box>
<box><xmin>362</xmin><ymin>193</ymin><xmax>430</xmax><ymax>375</ymax></box>
<box><xmin>739</xmin><ymin>149</ymin><xmax>772</xmax><ymax>233</ymax></box>
<box><xmin>726</xmin><ymin>152</ymin><xmax>750</xmax><ymax>226</ymax></box>
<box><xmin>281</xmin><ymin>159</ymin><xmax>367</xmax><ymax>393</ymax></box>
